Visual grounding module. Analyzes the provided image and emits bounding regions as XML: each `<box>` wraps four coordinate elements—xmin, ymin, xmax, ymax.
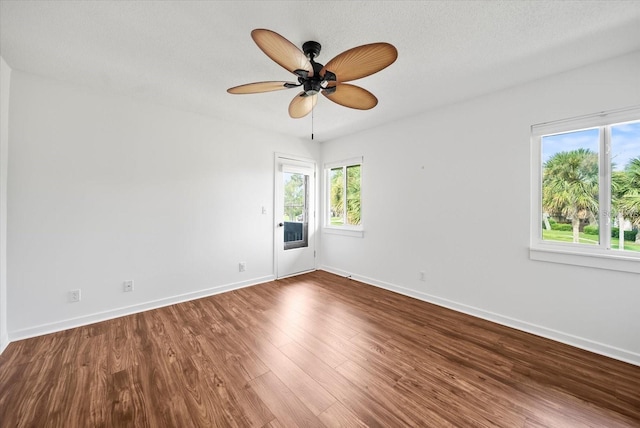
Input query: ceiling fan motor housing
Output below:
<box><xmin>303</xmin><ymin>80</ymin><xmax>321</xmax><ymax>95</ymax></box>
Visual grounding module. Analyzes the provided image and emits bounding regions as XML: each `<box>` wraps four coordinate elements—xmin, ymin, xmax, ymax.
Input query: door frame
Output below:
<box><xmin>274</xmin><ymin>153</ymin><xmax>317</xmax><ymax>279</ymax></box>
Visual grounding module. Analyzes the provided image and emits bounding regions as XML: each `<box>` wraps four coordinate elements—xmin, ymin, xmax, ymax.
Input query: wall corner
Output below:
<box><xmin>0</xmin><ymin>55</ymin><xmax>12</xmax><ymax>354</ymax></box>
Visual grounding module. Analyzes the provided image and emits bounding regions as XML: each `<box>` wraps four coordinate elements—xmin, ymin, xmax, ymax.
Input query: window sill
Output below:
<box><xmin>323</xmin><ymin>226</ymin><xmax>364</xmax><ymax>238</ymax></box>
<box><xmin>530</xmin><ymin>245</ymin><xmax>640</xmax><ymax>274</ymax></box>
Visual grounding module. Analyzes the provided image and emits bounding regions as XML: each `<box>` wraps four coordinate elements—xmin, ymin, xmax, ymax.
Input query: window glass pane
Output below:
<box><xmin>541</xmin><ymin>129</ymin><xmax>599</xmax><ymax>245</ymax></box>
<box><xmin>346</xmin><ymin>165</ymin><xmax>361</xmax><ymax>226</ymax></box>
<box><xmin>329</xmin><ymin>167</ymin><xmax>344</xmax><ymax>225</ymax></box>
<box><xmin>611</xmin><ymin>121</ymin><xmax>640</xmax><ymax>252</ymax></box>
<box><xmin>284</xmin><ymin>172</ymin><xmax>305</xmax><ymax>223</ymax></box>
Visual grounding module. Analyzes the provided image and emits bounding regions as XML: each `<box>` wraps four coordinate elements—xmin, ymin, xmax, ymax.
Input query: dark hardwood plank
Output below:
<box><xmin>236</xmin><ymin>326</ymin><xmax>337</xmax><ymax>416</ymax></box>
<box><xmin>260</xmin><ymin>308</ymin><xmax>350</xmax><ymax>369</ymax></box>
<box><xmin>279</xmin><ymin>339</ymin><xmax>437</xmax><ymax>427</ymax></box>
<box><xmin>1</xmin><ymin>270</ymin><xmax>639</xmax><ymax>427</ymax></box>
<box><xmin>249</xmin><ymin>371</ymin><xmax>324</xmax><ymax>427</ymax></box>
<box><xmin>317</xmin><ymin>401</ymin><xmax>369</xmax><ymax>427</ymax></box>
<box><xmin>188</xmin><ymin>346</ymin><xmax>274</xmax><ymax>427</ymax></box>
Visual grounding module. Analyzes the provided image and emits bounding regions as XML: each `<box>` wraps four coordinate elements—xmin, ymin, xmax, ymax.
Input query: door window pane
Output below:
<box><xmin>283</xmin><ymin>172</ymin><xmax>308</xmax><ymax>249</ymax></box>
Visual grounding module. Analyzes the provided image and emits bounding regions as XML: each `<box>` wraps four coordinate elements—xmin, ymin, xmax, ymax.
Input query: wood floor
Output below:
<box><xmin>1</xmin><ymin>271</ymin><xmax>639</xmax><ymax>427</ymax></box>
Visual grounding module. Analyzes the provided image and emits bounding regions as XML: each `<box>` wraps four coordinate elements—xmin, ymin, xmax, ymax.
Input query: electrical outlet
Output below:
<box><xmin>69</xmin><ymin>289</ymin><xmax>81</xmax><ymax>302</ymax></box>
<box><xmin>123</xmin><ymin>280</ymin><xmax>134</xmax><ymax>292</ymax></box>
<box><xmin>419</xmin><ymin>271</ymin><xmax>426</xmax><ymax>281</ymax></box>
<box><xmin>239</xmin><ymin>262</ymin><xmax>246</xmax><ymax>272</ymax></box>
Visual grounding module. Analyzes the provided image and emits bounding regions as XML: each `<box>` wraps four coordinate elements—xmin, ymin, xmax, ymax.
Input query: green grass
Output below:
<box><xmin>542</xmin><ymin>229</ymin><xmax>640</xmax><ymax>252</ymax></box>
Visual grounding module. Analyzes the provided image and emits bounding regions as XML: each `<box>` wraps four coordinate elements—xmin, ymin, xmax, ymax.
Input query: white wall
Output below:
<box><xmin>320</xmin><ymin>51</ymin><xmax>640</xmax><ymax>365</ymax></box>
<box><xmin>7</xmin><ymin>70</ymin><xmax>319</xmax><ymax>339</ymax></box>
<box><xmin>0</xmin><ymin>57</ymin><xmax>10</xmax><ymax>353</ymax></box>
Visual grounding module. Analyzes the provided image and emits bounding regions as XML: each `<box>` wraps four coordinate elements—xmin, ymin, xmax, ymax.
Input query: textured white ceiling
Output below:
<box><xmin>1</xmin><ymin>1</ymin><xmax>640</xmax><ymax>142</ymax></box>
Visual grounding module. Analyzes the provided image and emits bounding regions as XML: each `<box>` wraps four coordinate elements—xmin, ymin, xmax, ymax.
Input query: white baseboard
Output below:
<box><xmin>320</xmin><ymin>266</ymin><xmax>640</xmax><ymax>367</ymax></box>
<box><xmin>8</xmin><ymin>275</ymin><xmax>275</xmax><ymax>342</ymax></box>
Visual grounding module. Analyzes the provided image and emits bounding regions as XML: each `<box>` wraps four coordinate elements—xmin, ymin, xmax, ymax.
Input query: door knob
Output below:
<box><xmin>278</xmin><ymin>222</ymin><xmax>284</xmax><ymax>227</ymax></box>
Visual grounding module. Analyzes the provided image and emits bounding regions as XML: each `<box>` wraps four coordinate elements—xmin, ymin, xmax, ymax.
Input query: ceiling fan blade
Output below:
<box><xmin>321</xmin><ymin>43</ymin><xmax>397</xmax><ymax>83</ymax></box>
<box><xmin>322</xmin><ymin>83</ymin><xmax>378</xmax><ymax>110</ymax></box>
<box><xmin>251</xmin><ymin>29</ymin><xmax>313</xmax><ymax>77</ymax></box>
<box><xmin>289</xmin><ymin>91</ymin><xmax>318</xmax><ymax>118</ymax></box>
<box><xmin>227</xmin><ymin>81</ymin><xmax>295</xmax><ymax>94</ymax></box>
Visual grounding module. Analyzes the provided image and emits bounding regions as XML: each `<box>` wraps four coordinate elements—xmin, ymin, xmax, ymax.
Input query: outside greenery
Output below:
<box><xmin>542</xmin><ymin>229</ymin><xmax>640</xmax><ymax>251</ymax></box>
<box><xmin>330</xmin><ymin>165</ymin><xmax>361</xmax><ymax>226</ymax></box>
<box><xmin>284</xmin><ymin>172</ymin><xmax>305</xmax><ymax>222</ymax></box>
<box><xmin>542</xmin><ymin>145</ymin><xmax>640</xmax><ymax>251</ymax></box>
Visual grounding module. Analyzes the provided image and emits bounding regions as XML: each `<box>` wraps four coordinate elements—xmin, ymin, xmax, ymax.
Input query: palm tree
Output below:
<box><xmin>612</xmin><ymin>170</ymin><xmax>628</xmax><ymax>249</ymax></box>
<box><xmin>542</xmin><ymin>149</ymin><xmax>599</xmax><ymax>243</ymax></box>
<box><xmin>616</xmin><ymin>158</ymin><xmax>640</xmax><ymax>244</ymax></box>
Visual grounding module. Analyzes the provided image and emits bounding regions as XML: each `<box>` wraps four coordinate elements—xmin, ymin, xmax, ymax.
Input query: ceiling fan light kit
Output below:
<box><xmin>227</xmin><ymin>29</ymin><xmax>398</xmax><ymax>119</ymax></box>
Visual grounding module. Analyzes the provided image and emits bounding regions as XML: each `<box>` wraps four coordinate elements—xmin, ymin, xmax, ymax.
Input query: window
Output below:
<box><xmin>324</xmin><ymin>157</ymin><xmax>363</xmax><ymax>236</ymax></box>
<box><xmin>530</xmin><ymin>106</ymin><xmax>640</xmax><ymax>273</ymax></box>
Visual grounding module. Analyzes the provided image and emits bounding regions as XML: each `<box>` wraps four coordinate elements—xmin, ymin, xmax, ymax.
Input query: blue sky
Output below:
<box><xmin>542</xmin><ymin>121</ymin><xmax>640</xmax><ymax>172</ymax></box>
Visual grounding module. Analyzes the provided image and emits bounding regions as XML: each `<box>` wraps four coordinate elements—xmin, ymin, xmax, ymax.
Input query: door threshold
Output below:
<box><xmin>276</xmin><ymin>268</ymin><xmax>317</xmax><ymax>280</ymax></box>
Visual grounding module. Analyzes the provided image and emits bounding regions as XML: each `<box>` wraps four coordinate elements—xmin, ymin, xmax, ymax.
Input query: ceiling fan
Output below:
<box><xmin>227</xmin><ymin>29</ymin><xmax>398</xmax><ymax>119</ymax></box>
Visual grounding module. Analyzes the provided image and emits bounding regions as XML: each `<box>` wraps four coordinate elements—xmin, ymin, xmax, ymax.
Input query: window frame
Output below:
<box><xmin>323</xmin><ymin>156</ymin><xmax>364</xmax><ymax>238</ymax></box>
<box><xmin>530</xmin><ymin>106</ymin><xmax>640</xmax><ymax>274</ymax></box>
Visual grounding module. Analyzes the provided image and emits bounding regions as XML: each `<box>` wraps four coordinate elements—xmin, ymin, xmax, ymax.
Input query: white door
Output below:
<box><xmin>275</xmin><ymin>155</ymin><xmax>316</xmax><ymax>278</ymax></box>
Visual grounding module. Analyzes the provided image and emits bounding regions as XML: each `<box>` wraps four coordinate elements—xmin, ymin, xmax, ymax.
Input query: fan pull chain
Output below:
<box><xmin>311</xmin><ymin>107</ymin><xmax>314</xmax><ymax>140</ymax></box>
